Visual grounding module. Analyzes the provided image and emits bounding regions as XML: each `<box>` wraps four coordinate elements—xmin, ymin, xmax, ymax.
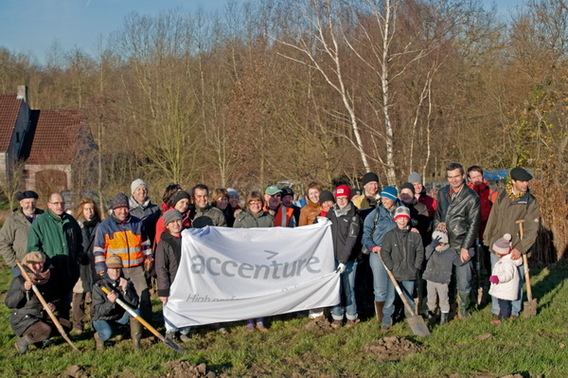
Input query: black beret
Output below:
<box><xmin>510</xmin><ymin>167</ymin><xmax>533</xmax><ymax>181</ymax></box>
<box><xmin>16</xmin><ymin>191</ymin><xmax>39</xmax><ymax>201</ymax></box>
<box><xmin>280</xmin><ymin>186</ymin><xmax>294</xmax><ymax>197</ymax></box>
<box><xmin>400</xmin><ymin>182</ymin><xmax>415</xmax><ymax>195</ymax></box>
<box><xmin>319</xmin><ymin>190</ymin><xmax>335</xmax><ymax>204</ymax></box>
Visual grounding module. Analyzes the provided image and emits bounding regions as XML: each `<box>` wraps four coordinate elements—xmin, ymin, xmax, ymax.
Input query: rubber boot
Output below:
<box><xmin>458</xmin><ymin>292</ymin><xmax>471</xmax><ymax>319</ymax></box>
<box><xmin>15</xmin><ymin>335</ymin><xmax>33</xmax><ymax>354</ymax></box>
<box><xmin>440</xmin><ymin>312</ymin><xmax>449</xmax><ymax>325</ymax></box>
<box><xmin>94</xmin><ymin>332</ymin><xmax>105</xmax><ymax>350</ymax></box>
<box><xmin>130</xmin><ymin>319</ymin><xmax>142</xmax><ymax>351</ymax></box>
<box><xmin>374</xmin><ymin>301</ymin><xmax>385</xmax><ymax>323</ymax></box>
<box><xmin>427</xmin><ymin>311</ymin><xmax>436</xmax><ymax>326</ymax></box>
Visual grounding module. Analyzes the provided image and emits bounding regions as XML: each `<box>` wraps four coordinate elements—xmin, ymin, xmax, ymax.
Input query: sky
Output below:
<box><xmin>0</xmin><ymin>0</ymin><xmax>525</xmax><ymax>66</ymax></box>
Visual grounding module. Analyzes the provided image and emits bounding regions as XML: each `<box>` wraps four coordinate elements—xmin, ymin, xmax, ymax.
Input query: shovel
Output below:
<box><xmin>381</xmin><ymin>259</ymin><xmax>430</xmax><ymax>337</ymax></box>
<box><xmin>516</xmin><ymin>220</ymin><xmax>537</xmax><ymax>318</ymax></box>
<box><xmin>100</xmin><ymin>286</ymin><xmax>186</xmax><ymax>354</ymax></box>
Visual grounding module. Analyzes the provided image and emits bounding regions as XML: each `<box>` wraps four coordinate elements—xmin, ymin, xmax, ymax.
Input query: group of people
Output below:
<box><xmin>0</xmin><ymin>164</ymin><xmax>541</xmax><ymax>353</ymax></box>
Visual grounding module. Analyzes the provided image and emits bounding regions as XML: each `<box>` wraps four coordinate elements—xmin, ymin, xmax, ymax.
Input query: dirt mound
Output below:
<box><xmin>304</xmin><ymin>316</ymin><xmax>332</xmax><ymax>330</ymax></box>
<box><xmin>59</xmin><ymin>365</ymin><xmax>91</xmax><ymax>378</ymax></box>
<box><xmin>164</xmin><ymin>360</ymin><xmax>217</xmax><ymax>377</ymax></box>
<box><xmin>362</xmin><ymin>336</ymin><xmax>422</xmax><ymax>361</ymax></box>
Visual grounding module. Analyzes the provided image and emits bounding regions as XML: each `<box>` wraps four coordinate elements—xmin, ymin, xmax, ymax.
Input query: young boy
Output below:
<box><xmin>488</xmin><ymin>233</ymin><xmax>522</xmax><ymax>324</ymax></box>
<box><xmin>423</xmin><ymin>227</ymin><xmax>472</xmax><ymax>325</ymax></box>
<box><xmin>381</xmin><ymin>206</ymin><xmax>424</xmax><ymax>327</ymax></box>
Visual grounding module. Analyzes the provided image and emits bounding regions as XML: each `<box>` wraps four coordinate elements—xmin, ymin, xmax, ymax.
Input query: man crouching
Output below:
<box><xmin>5</xmin><ymin>251</ymin><xmax>71</xmax><ymax>354</ymax></box>
<box><xmin>92</xmin><ymin>254</ymin><xmax>142</xmax><ymax>350</ymax></box>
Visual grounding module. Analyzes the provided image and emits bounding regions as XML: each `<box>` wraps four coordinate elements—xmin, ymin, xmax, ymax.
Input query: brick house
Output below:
<box><xmin>0</xmin><ymin>85</ymin><xmax>88</xmax><ymax>193</ymax></box>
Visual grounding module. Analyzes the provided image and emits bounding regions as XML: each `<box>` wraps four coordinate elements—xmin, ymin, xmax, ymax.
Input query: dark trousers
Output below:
<box><xmin>498</xmin><ymin>299</ymin><xmax>512</xmax><ymax>320</ymax></box>
<box><xmin>22</xmin><ymin>318</ymin><xmax>72</xmax><ymax>343</ymax></box>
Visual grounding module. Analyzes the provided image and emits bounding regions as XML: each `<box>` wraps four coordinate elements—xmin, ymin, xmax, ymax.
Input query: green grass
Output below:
<box><xmin>0</xmin><ymin>262</ymin><xmax>566</xmax><ymax>377</ymax></box>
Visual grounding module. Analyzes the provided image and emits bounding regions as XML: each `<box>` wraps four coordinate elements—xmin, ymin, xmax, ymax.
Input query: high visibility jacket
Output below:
<box><xmin>93</xmin><ymin>215</ymin><xmax>151</xmax><ymax>274</ymax></box>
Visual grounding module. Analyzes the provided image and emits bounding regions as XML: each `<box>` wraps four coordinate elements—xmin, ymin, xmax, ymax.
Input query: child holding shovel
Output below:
<box><xmin>488</xmin><ymin>233</ymin><xmax>522</xmax><ymax>324</ymax></box>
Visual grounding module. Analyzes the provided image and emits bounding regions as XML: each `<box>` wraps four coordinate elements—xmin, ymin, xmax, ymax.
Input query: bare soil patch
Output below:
<box><xmin>362</xmin><ymin>336</ymin><xmax>422</xmax><ymax>362</ymax></box>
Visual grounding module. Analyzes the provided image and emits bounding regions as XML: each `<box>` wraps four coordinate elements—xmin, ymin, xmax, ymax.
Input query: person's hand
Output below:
<box><xmin>489</xmin><ymin>275</ymin><xmax>500</xmax><ymax>284</ymax></box>
<box><xmin>118</xmin><ymin>277</ymin><xmax>128</xmax><ymax>292</ymax></box>
<box><xmin>144</xmin><ymin>257</ymin><xmax>154</xmax><ymax>272</ymax></box>
<box><xmin>370</xmin><ymin>246</ymin><xmax>381</xmax><ymax>254</ymax></box>
<box><xmin>159</xmin><ymin>296</ymin><xmax>168</xmax><ymax>305</ymax></box>
<box><xmin>410</xmin><ymin>227</ymin><xmax>419</xmax><ymax>234</ymax></box>
<box><xmin>24</xmin><ymin>280</ymin><xmax>33</xmax><ymax>291</ymax></box>
<box><xmin>460</xmin><ymin>248</ymin><xmax>471</xmax><ymax>263</ymax></box>
<box><xmin>46</xmin><ymin>302</ymin><xmax>56</xmax><ymax>312</ymax></box>
<box><xmin>107</xmin><ymin>291</ymin><xmax>118</xmax><ymax>303</ymax></box>
<box><xmin>511</xmin><ymin>248</ymin><xmax>522</xmax><ymax>260</ymax></box>
<box><xmin>336</xmin><ymin>263</ymin><xmax>346</xmax><ymax>274</ymax></box>
<box><xmin>429</xmin><ymin>237</ymin><xmax>441</xmax><ymax>248</ymax></box>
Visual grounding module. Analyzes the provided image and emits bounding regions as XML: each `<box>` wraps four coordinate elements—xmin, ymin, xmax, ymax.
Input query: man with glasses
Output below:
<box><xmin>27</xmin><ymin>192</ymin><xmax>83</xmax><ymax>321</ymax></box>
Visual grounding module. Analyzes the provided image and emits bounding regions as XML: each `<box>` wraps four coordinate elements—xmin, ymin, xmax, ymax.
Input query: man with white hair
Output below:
<box><xmin>129</xmin><ymin>179</ymin><xmax>161</xmax><ymax>245</ymax></box>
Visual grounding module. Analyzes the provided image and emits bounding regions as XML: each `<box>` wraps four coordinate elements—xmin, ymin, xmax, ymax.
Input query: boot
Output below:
<box><xmin>15</xmin><ymin>335</ymin><xmax>33</xmax><ymax>354</ymax></box>
<box><xmin>130</xmin><ymin>319</ymin><xmax>142</xmax><ymax>351</ymax></box>
<box><xmin>440</xmin><ymin>312</ymin><xmax>449</xmax><ymax>325</ymax></box>
<box><xmin>94</xmin><ymin>332</ymin><xmax>105</xmax><ymax>350</ymax></box>
<box><xmin>427</xmin><ymin>311</ymin><xmax>436</xmax><ymax>325</ymax></box>
<box><xmin>374</xmin><ymin>301</ymin><xmax>385</xmax><ymax>323</ymax></box>
<box><xmin>458</xmin><ymin>292</ymin><xmax>472</xmax><ymax>319</ymax></box>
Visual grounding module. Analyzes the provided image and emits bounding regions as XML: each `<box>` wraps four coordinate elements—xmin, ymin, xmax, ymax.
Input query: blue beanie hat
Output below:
<box><xmin>380</xmin><ymin>186</ymin><xmax>398</xmax><ymax>201</ymax></box>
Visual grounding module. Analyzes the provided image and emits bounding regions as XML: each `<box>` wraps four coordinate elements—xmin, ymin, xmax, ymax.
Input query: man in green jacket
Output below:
<box><xmin>27</xmin><ymin>192</ymin><xmax>83</xmax><ymax>320</ymax></box>
<box><xmin>0</xmin><ymin>191</ymin><xmax>43</xmax><ymax>277</ymax></box>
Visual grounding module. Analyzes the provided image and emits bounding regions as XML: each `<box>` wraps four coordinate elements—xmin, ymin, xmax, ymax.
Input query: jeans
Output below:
<box><xmin>93</xmin><ymin>309</ymin><xmax>137</xmax><ymax>341</ymax></box>
<box><xmin>369</xmin><ymin>252</ymin><xmax>394</xmax><ymax>325</ymax></box>
<box><xmin>384</xmin><ymin>280</ymin><xmax>415</xmax><ymax>324</ymax></box>
<box><xmin>330</xmin><ymin>261</ymin><xmax>358</xmax><ymax>321</ymax></box>
<box><xmin>454</xmin><ymin>258</ymin><xmax>473</xmax><ymax>294</ymax></box>
<box><xmin>490</xmin><ymin>253</ymin><xmax>524</xmax><ymax>316</ymax></box>
<box><xmin>498</xmin><ymin>299</ymin><xmax>512</xmax><ymax>319</ymax></box>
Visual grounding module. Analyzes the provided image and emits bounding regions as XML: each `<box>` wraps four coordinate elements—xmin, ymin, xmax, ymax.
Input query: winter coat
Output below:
<box><xmin>299</xmin><ymin>201</ymin><xmax>321</xmax><ymax>226</ymax></box>
<box><xmin>423</xmin><ymin>245</ymin><xmax>465</xmax><ymax>284</ymax></box>
<box><xmin>381</xmin><ymin>227</ymin><xmax>424</xmax><ymax>281</ymax></box>
<box><xmin>483</xmin><ymin>189</ymin><xmax>540</xmax><ymax>256</ymax></box>
<box><xmin>234</xmin><ymin>210</ymin><xmax>274</xmax><ymax>228</ymax></box>
<box><xmin>264</xmin><ymin>204</ymin><xmax>296</xmax><ymax>227</ymax></box>
<box><xmin>129</xmin><ymin>197</ymin><xmax>161</xmax><ymax>244</ymax></box>
<box><xmin>468</xmin><ymin>181</ymin><xmax>493</xmax><ymax>240</ymax></box>
<box><xmin>92</xmin><ymin>273</ymin><xmax>139</xmax><ymax>322</ymax></box>
<box><xmin>191</xmin><ymin>205</ymin><xmax>227</xmax><ymax>227</ymax></box>
<box><xmin>78</xmin><ymin>218</ymin><xmax>100</xmax><ymax>292</ymax></box>
<box><xmin>327</xmin><ymin>202</ymin><xmax>362</xmax><ymax>263</ymax></box>
<box><xmin>407</xmin><ymin>198</ymin><xmax>431</xmax><ymax>245</ymax></box>
<box><xmin>0</xmin><ymin>208</ymin><xmax>43</xmax><ymax>267</ymax></box>
<box><xmin>361</xmin><ymin>202</ymin><xmax>401</xmax><ymax>251</ymax></box>
<box><xmin>434</xmin><ymin>184</ymin><xmax>480</xmax><ymax>251</ymax></box>
<box><xmin>417</xmin><ymin>191</ymin><xmax>437</xmax><ymax>219</ymax></box>
<box><xmin>5</xmin><ymin>269</ymin><xmax>59</xmax><ymax>336</ymax></box>
<box><xmin>154</xmin><ymin>208</ymin><xmax>191</xmax><ymax>244</ymax></box>
<box><xmin>352</xmin><ymin>194</ymin><xmax>378</xmax><ymax>211</ymax></box>
<box><xmin>155</xmin><ymin>232</ymin><xmax>182</xmax><ymax>298</ymax></box>
<box><xmin>489</xmin><ymin>254</ymin><xmax>522</xmax><ymax>301</ymax></box>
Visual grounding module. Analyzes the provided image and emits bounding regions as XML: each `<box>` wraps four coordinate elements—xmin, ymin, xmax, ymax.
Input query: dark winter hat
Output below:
<box><xmin>280</xmin><ymin>186</ymin><xmax>294</xmax><ymax>198</ymax></box>
<box><xmin>380</xmin><ymin>186</ymin><xmax>398</xmax><ymax>201</ymax></box>
<box><xmin>112</xmin><ymin>193</ymin><xmax>129</xmax><ymax>210</ymax></box>
<box><xmin>493</xmin><ymin>233</ymin><xmax>512</xmax><ymax>255</ymax></box>
<box><xmin>16</xmin><ymin>190</ymin><xmax>39</xmax><ymax>201</ymax></box>
<box><xmin>408</xmin><ymin>172</ymin><xmax>423</xmax><ymax>184</ymax></box>
<box><xmin>432</xmin><ymin>227</ymin><xmax>449</xmax><ymax>244</ymax></box>
<box><xmin>227</xmin><ymin>188</ymin><xmax>239</xmax><ymax>197</ymax></box>
<box><xmin>362</xmin><ymin>172</ymin><xmax>379</xmax><ymax>187</ymax></box>
<box><xmin>334</xmin><ymin>185</ymin><xmax>351</xmax><ymax>198</ymax></box>
<box><xmin>192</xmin><ymin>216</ymin><xmax>214</xmax><ymax>229</ymax></box>
<box><xmin>105</xmin><ymin>254</ymin><xmax>123</xmax><ymax>269</ymax></box>
<box><xmin>393</xmin><ymin>206</ymin><xmax>410</xmax><ymax>221</ymax></box>
<box><xmin>164</xmin><ymin>209</ymin><xmax>183</xmax><ymax>226</ymax></box>
<box><xmin>400</xmin><ymin>182</ymin><xmax>415</xmax><ymax>195</ymax></box>
<box><xmin>319</xmin><ymin>190</ymin><xmax>335</xmax><ymax>204</ymax></box>
<box><xmin>510</xmin><ymin>167</ymin><xmax>533</xmax><ymax>181</ymax></box>
<box><xmin>171</xmin><ymin>190</ymin><xmax>190</xmax><ymax>206</ymax></box>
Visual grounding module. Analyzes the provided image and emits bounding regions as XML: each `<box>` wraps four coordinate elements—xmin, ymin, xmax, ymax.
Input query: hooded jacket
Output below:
<box><xmin>381</xmin><ymin>226</ymin><xmax>424</xmax><ymax>281</ymax></box>
<box><xmin>327</xmin><ymin>202</ymin><xmax>362</xmax><ymax>263</ymax></box>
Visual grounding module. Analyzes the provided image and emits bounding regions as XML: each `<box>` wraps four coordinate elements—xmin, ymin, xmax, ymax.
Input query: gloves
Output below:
<box><xmin>336</xmin><ymin>263</ymin><xmax>346</xmax><ymax>274</ymax></box>
<box><xmin>489</xmin><ymin>275</ymin><xmax>500</xmax><ymax>284</ymax></box>
<box><xmin>429</xmin><ymin>236</ymin><xmax>441</xmax><ymax>248</ymax></box>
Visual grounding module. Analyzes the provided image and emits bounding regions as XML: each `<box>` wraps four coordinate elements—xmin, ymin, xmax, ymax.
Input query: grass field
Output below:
<box><xmin>0</xmin><ymin>261</ymin><xmax>566</xmax><ymax>377</ymax></box>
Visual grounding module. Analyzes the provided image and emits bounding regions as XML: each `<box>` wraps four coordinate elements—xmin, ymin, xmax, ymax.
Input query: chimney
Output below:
<box><xmin>17</xmin><ymin>85</ymin><xmax>28</xmax><ymax>102</ymax></box>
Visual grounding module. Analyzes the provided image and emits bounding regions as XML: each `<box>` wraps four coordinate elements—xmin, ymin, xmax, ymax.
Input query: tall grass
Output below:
<box><xmin>0</xmin><ymin>262</ymin><xmax>566</xmax><ymax>377</ymax></box>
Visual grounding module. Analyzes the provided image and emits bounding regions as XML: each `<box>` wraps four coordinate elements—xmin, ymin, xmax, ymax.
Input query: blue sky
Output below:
<box><xmin>0</xmin><ymin>0</ymin><xmax>525</xmax><ymax>65</ymax></box>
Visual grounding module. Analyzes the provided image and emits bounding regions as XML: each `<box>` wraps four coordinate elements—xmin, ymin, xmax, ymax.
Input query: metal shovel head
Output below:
<box><xmin>523</xmin><ymin>299</ymin><xmax>537</xmax><ymax>318</ymax></box>
<box><xmin>405</xmin><ymin>315</ymin><xmax>431</xmax><ymax>337</ymax></box>
<box><xmin>164</xmin><ymin>337</ymin><xmax>186</xmax><ymax>355</ymax></box>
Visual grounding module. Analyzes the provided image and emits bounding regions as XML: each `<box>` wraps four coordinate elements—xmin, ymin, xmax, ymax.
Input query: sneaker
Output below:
<box><xmin>246</xmin><ymin>324</ymin><xmax>255</xmax><ymax>332</ymax></box>
<box><xmin>344</xmin><ymin>319</ymin><xmax>360</xmax><ymax>328</ymax></box>
<box><xmin>217</xmin><ymin>327</ymin><xmax>228</xmax><ymax>335</ymax></box>
<box><xmin>256</xmin><ymin>323</ymin><xmax>268</xmax><ymax>333</ymax></box>
<box><xmin>165</xmin><ymin>331</ymin><xmax>177</xmax><ymax>341</ymax></box>
<box><xmin>179</xmin><ymin>333</ymin><xmax>191</xmax><ymax>343</ymax></box>
<box><xmin>71</xmin><ymin>327</ymin><xmax>83</xmax><ymax>336</ymax></box>
<box><xmin>331</xmin><ymin>320</ymin><xmax>343</xmax><ymax>329</ymax></box>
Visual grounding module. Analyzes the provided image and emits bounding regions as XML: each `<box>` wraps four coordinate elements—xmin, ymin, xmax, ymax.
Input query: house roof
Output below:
<box><xmin>0</xmin><ymin>93</ymin><xmax>23</xmax><ymax>151</ymax></box>
<box><xmin>25</xmin><ymin>109</ymin><xmax>84</xmax><ymax>165</ymax></box>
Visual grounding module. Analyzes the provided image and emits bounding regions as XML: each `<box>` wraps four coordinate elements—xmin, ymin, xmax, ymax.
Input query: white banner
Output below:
<box><xmin>163</xmin><ymin>219</ymin><xmax>340</xmax><ymax>327</ymax></box>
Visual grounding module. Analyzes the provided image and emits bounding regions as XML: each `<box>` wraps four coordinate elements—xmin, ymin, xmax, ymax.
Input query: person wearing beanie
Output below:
<box><xmin>327</xmin><ymin>185</ymin><xmax>362</xmax><ymax>329</ymax></box>
<box><xmin>380</xmin><ymin>206</ymin><xmax>424</xmax><ymax>328</ymax></box>
<box><xmin>361</xmin><ymin>184</ymin><xmax>403</xmax><ymax>327</ymax></box>
<box><xmin>92</xmin><ymin>254</ymin><xmax>141</xmax><ymax>350</ymax></box>
<box><xmin>299</xmin><ymin>182</ymin><xmax>323</xmax><ymax>226</ymax></box>
<box><xmin>352</xmin><ymin>172</ymin><xmax>380</xmax><ymax>211</ymax></box>
<box><xmin>280</xmin><ymin>187</ymin><xmax>301</xmax><ymax>225</ymax></box>
<box><xmin>154</xmin><ymin>190</ymin><xmax>191</xmax><ymax>243</ymax></box>
<box><xmin>423</xmin><ymin>227</ymin><xmax>473</xmax><ymax>325</ymax></box>
<box><xmin>93</xmin><ymin>192</ymin><xmax>153</xmax><ymax>322</ymax></box>
<box><xmin>488</xmin><ymin>233</ymin><xmax>523</xmax><ymax>324</ymax></box>
<box><xmin>399</xmin><ymin>182</ymin><xmax>430</xmax><ymax>243</ymax></box>
<box><xmin>408</xmin><ymin>171</ymin><xmax>437</xmax><ymax>219</ymax></box>
<box><xmin>0</xmin><ymin>190</ymin><xmax>44</xmax><ymax>277</ymax></box>
<box><xmin>129</xmin><ymin>179</ymin><xmax>161</xmax><ymax>245</ymax></box>
<box><xmin>155</xmin><ymin>209</ymin><xmax>191</xmax><ymax>342</ymax></box>
<box><xmin>434</xmin><ymin>162</ymin><xmax>481</xmax><ymax>319</ymax></box>
<box><xmin>483</xmin><ymin>166</ymin><xmax>540</xmax><ymax>319</ymax></box>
